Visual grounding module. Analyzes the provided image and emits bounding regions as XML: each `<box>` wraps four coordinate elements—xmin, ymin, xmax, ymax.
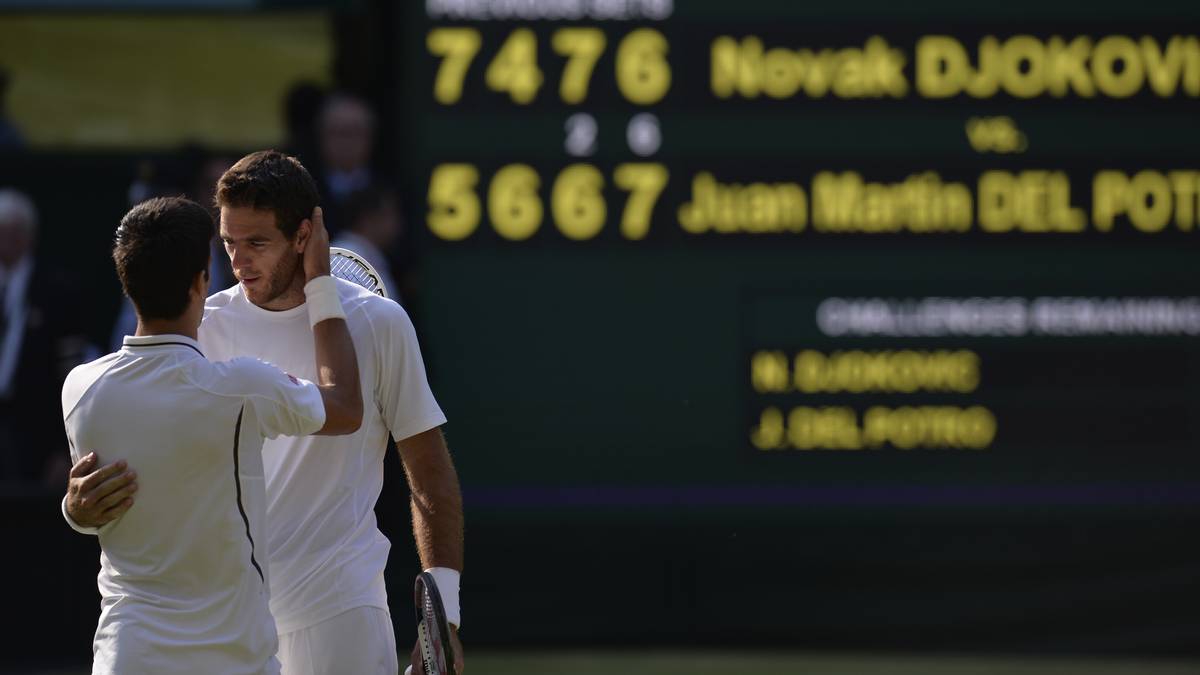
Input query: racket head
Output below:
<box><xmin>414</xmin><ymin>571</ymin><xmax>457</xmax><ymax>675</ymax></box>
<box><xmin>329</xmin><ymin>246</ymin><xmax>389</xmax><ymax>299</ymax></box>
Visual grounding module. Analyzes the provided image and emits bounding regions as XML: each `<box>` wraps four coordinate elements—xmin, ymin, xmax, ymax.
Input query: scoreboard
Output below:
<box><xmin>396</xmin><ymin>1</ymin><xmax>1200</xmax><ymax>523</ymax></box>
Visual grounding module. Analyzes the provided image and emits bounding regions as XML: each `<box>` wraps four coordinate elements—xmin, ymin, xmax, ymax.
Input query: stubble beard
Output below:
<box><xmin>252</xmin><ymin>250</ymin><xmax>303</xmax><ymax>309</ymax></box>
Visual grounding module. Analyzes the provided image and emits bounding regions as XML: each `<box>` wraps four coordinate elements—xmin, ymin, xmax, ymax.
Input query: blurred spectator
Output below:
<box><xmin>0</xmin><ymin>68</ymin><xmax>25</xmax><ymax>151</ymax></box>
<box><xmin>332</xmin><ymin>187</ymin><xmax>402</xmax><ymax>303</ymax></box>
<box><xmin>282</xmin><ymin>80</ymin><xmax>326</xmax><ymax>168</ymax></box>
<box><xmin>0</xmin><ymin>188</ymin><xmax>93</xmax><ymax>484</ymax></box>
<box><xmin>315</xmin><ymin>92</ymin><xmax>379</xmax><ymax>234</ymax></box>
<box><xmin>186</xmin><ymin>150</ymin><xmax>237</xmax><ymax>291</ymax></box>
<box><xmin>111</xmin><ymin>149</ymin><xmax>235</xmax><ymax>351</ymax></box>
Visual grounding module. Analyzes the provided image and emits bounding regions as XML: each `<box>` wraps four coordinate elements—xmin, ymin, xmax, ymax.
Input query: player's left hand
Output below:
<box><xmin>406</xmin><ymin>624</ymin><xmax>464</xmax><ymax>675</ymax></box>
<box><xmin>65</xmin><ymin>452</ymin><xmax>138</xmax><ymax>528</ymax></box>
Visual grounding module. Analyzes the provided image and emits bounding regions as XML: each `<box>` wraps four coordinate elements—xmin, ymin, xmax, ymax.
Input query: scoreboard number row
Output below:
<box><xmin>427</xmin><ymin>162</ymin><xmax>669</xmax><ymax>241</ymax></box>
<box><xmin>428</xmin><ymin>27</ymin><xmax>671</xmax><ymax>105</ymax></box>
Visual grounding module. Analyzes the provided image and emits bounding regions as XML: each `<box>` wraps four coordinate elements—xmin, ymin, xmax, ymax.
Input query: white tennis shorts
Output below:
<box><xmin>277</xmin><ymin>606</ymin><xmax>399</xmax><ymax>675</ymax></box>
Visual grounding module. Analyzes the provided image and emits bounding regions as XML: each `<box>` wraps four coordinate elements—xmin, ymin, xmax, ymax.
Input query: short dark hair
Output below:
<box><xmin>215</xmin><ymin>150</ymin><xmax>319</xmax><ymax>238</ymax></box>
<box><xmin>113</xmin><ymin>197</ymin><xmax>213</xmax><ymax>321</ymax></box>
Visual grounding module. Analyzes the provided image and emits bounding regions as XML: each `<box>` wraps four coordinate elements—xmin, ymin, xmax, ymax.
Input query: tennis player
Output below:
<box><xmin>67</xmin><ymin>151</ymin><xmax>464</xmax><ymax>675</ymax></box>
<box><xmin>62</xmin><ymin>196</ymin><xmax>362</xmax><ymax>674</ymax></box>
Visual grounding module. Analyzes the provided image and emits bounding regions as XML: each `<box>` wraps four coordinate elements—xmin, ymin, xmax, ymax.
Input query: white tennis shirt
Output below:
<box><xmin>61</xmin><ymin>335</ymin><xmax>327</xmax><ymax>674</ymax></box>
<box><xmin>200</xmin><ymin>279</ymin><xmax>446</xmax><ymax>634</ymax></box>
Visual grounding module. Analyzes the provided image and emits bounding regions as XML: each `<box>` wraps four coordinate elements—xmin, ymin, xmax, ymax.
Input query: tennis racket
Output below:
<box><xmin>414</xmin><ymin>571</ymin><xmax>457</xmax><ymax>675</ymax></box>
<box><xmin>329</xmin><ymin>246</ymin><xmax>389</xmax><ymax>299</ymax></box>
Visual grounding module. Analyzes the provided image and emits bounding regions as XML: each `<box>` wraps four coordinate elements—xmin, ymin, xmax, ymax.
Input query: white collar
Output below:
<box><xmin>122</xmin><ymin>334</ymin><xmax>205</xmax><ymax>357</ymax></box>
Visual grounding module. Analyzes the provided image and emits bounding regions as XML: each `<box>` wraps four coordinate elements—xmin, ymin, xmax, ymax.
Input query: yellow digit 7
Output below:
<box><xmin>427</xmin><ymin>164</ymin><xmax>481</xmax><ymax>241</ymax></box>
<box><xmin>486</xmin><ymin>28</ymin><xmax>543</xmax><ymax>104</ymax></box>
<box><xmin>613</xmin><ymin>163</ymin><xmax>668</xmax><ymax>240</ymax></box>
<box><xmin>552</xmin><ymin>28</ymin><xmax>606</xmax><ymax>104</ymax></box>
<box><xmin>427</xmin><ymin>28</ymin><xmax>482</xmax><ymax>105</ymax></box>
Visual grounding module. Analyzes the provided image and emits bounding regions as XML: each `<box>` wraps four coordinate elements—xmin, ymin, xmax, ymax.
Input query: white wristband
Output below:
<box><xmin>426</xmin><ymin>567</ymin><xmax>461</xmax><ymax>628</ymax></box>
<box><xmin>304</xmin><ymin>275</ymin><xmax>345</xmax><ymax>328</ymax></box>
<box><xmin>62</xmin><ymin>495</ymin><xmax>102</xmax><ymax>535</ymax></box>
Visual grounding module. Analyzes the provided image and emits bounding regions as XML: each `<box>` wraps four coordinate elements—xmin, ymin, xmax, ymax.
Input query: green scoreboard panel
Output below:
<box><xmin>397</xmin><ymin>1</ymin><xmax>1200</xmax><ymax>525</ymax></box>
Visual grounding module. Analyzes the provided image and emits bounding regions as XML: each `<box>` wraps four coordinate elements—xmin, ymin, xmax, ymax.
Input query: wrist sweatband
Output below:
<box><xmin>426</xmin><ymin>566</ymin><xmax>462</xmax><ymax>628</ymax></box>
<box><xmin>304</xmin><ymin>275</ymin><xmax>345</xmax><ymax>328</ymax></box>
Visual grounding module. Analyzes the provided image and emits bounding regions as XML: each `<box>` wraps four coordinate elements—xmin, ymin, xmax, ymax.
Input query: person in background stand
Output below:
<box><xmin>187</xmin><ymin>151</ymin><xmax>238</xmax><ymax>290</ymax></box>
<box><xmin>315</xmin><ymin>92</ymin><xmax>378</xmax><ymax>235</ymax></box>
<box><xmin>0</xmin><ymin>68</ymin><xmax>25</xmax><ymax>151</ymax></box>
<box><xmin>0</xmin><ymin>188</ymin><xmax>93</xmax><ymax>483</ymax></box>
<box><xmin>110</xmin><ymin>150</ymin><xmax>236</xmax><ymax>351</ymax></box>
<box><xmin>331</xmin><ymin>187</ymin><xmax>401</xmax><ymax>304</ymax></box>
<box><xmin>282</xmin><ymin>80</ymin><xmax>326</xmax><ymax>168</ymax></box>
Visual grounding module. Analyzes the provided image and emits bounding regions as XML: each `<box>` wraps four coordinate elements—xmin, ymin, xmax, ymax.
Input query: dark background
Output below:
<box><xmin>396</xmin><ymin>0</ymin><xmax>1200</xmax><ymax>654</ymax></box>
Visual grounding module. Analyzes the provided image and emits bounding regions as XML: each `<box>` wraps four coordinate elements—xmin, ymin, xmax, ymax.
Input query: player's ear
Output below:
<box><xmin>294</xmin><ymin>219</ymin><xmax>312</xmax><ymax>253</ymax></box>
<box><xmin>191</xmin><ymin>267</ymin><xmax>208</xmax><ymax>298</ymax></box>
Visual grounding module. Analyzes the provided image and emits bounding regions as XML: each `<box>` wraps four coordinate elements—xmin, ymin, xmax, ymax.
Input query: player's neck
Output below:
<box><xmin>135</xmin><ymin>318</ymin><xmax>198</xmax><ymax>341</ymax></box>
<box><xmin>256</xmin><ymin>273</ymin><xmax>307</xmax><ymax>311</ymax></box>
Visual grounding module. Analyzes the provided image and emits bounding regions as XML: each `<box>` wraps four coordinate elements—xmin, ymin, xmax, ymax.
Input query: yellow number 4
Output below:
<box><xmin>486</xmin><ymin>29</ymin><xmax>543</xmax><ymax>104</ymax></box>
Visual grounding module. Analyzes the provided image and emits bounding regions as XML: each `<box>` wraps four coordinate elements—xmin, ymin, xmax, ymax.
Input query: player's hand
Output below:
<box><xmin>301</xmin><ymin>206</ymin><xmax>331</xmax><ymax>283</ymax></box>
<box><xmin>66</xmin><ymin>452</ymin><xmax>137</xmax><ymax>528</ymax></box>
<box><xmin>406</xmin><ymin>625</ymin><xmax>464</xmax><ymax>675</ymax></box>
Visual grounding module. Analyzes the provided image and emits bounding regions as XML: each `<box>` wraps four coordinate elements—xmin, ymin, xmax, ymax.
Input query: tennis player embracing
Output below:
<box><xmin>65</xmin><ymin>151</ymin><xmax>465</xmax><ymax>675</ymax></box>
<box><xmin>62</xmin><ymin>195</ymin><xmax>363</xmax><ymax>674</ymax></box>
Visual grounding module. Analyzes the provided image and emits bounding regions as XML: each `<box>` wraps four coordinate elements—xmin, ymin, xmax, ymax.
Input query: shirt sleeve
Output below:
<box><xmin>62</xmin><ymin>495</ymin><xmax>114</xmax><ymax>535</ymax></box>
<box><xmin>369</xmin><ymin>300</ymin><xmax>447</xmax><ymax>441</ymax></box>
<box><xmin>226</xmin><ymin>357</ymin><xmax>327</xmax><ymax>439</ymax></box>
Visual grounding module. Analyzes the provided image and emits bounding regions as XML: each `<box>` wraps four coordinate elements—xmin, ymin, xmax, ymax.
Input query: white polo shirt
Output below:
<box><xmin>62</xmin><ymin>335</ymin><xmax>326</xmax><ymax>675</ymax></box>
<box><xmin>200</xmin><ymin>279</ymin><xmax>446</xmax><ymax>634</ymax></box>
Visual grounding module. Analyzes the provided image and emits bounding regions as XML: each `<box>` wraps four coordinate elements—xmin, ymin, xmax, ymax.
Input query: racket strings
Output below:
<box><xmin>330</xmin><ymin>254</ymin><xmax>382</xmax><ymax>294</ymax></box>
<box><xmin>415</xmin><ymin>573</ymin><xmax>454</xmax><ymax>675</ymax></box>
<box><xmin>418</xmin><ymin>584</ymin><xmax>448</xmax><ymax>673</ymax></box>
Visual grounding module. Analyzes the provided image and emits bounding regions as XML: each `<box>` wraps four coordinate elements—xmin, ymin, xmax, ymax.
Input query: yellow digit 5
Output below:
<box><xmin>486</xmin><ymin>28</ymin><xmax>543</xmax><ymax>104</ymax></box>
<box><xmin>615</xmin><ymin>28</ymin><xmax>671</xmax><ymax>105</ymax></box>
<box><xmin>552</xmin><ymin>28</ymin><xmax>606</xmax><ymax>104</ymax></box>
<box><xmin>426</xmin><ymin>28</ymin><xmax>482</xmax><ymax>105</ymax></box>
<box><xmin>552</xmin><ymin>164</ymin><xmax>606</xmax><ymax>240</ymax></box>
<box><xmin>427</xmin><ymin>164</ymin><xmax>481</xmax><ymax>241</ymax></box>
<box><xmin>488</xmin><ymin>164</ymin><xmax>543</xmax><ymax>240</ymax></box>
<box><xmin>613</xmin><ymin>163</ymin><xmax>668</xmax><ymax>239</ymax></box>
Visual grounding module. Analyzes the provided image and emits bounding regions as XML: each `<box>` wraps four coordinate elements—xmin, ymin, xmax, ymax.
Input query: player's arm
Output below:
<box><xmin>398</xmin><ymin>428</ymin><xmax>465</xmax><ymax>674</ymax></box>
<box><xmin>398</xmin><ymin>428</ymin><xmax>464</xmax><ymax>575</ymax></box>
<box><xmin>301</xmin><ymin>206</ymin><xmax>363</xmax><ymax>435</ymax></box>
<box><xmin>62</xmin><ymin>452</ymin><xmax>137</xmax><ymax>532</ymax></box>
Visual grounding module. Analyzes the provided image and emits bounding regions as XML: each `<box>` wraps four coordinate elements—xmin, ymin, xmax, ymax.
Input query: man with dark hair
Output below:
<box><xmin>68</xmin><ymin>151</ymin><xmax>465</xmax><ymax>675</ymax></box>
<box><xmin>110</xmin><ymin>197</ymin><xmax>214</xmax><ymax>318</ymax></box>
<box><xmin>62</xmin><ymin>196</ymin><xmax>363</xmax><ymax>674</ymax></box>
